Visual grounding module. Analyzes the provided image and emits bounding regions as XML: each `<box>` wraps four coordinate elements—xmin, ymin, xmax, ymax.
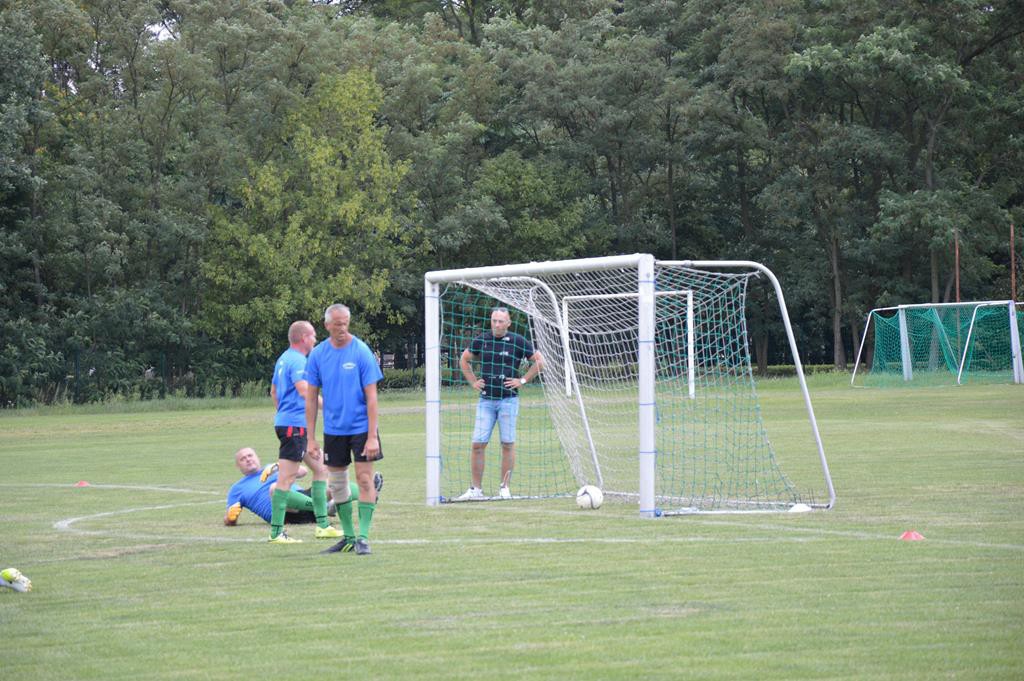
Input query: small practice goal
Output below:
<box><xmin>424</xmin><ymin>255</ymin><xmax>835</xmax><ymax>517</ymax></box>
<box><xmin>851</xmin><ymin>301</ymin><xmax>1024</xmax><ymax>387</ymax></box>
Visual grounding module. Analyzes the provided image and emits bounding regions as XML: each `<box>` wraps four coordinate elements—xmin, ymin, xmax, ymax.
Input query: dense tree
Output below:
<box><xmin>201</xmin><ymin>68</ymin><xmax>409</xmax><ymax>357</ymax></box>
<box><xmin>1</xmin><ymin>0</ymin><xmax>1021</xmax><ymax>403</ymax></box>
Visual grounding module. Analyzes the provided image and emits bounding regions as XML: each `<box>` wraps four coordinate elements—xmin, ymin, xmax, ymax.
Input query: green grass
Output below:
<box><xmin>1</xmin><ymin>375</ymin><xmax>1022</xmax><ymax>680</ymax></box>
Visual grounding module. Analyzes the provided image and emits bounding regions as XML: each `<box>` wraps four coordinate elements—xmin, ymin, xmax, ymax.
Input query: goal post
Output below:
<box><xmin>425</xmin><ymin>255</ymin><xmax>835</xmax><ymax>516</ymax></box>
<box><xmin>852</xmin><ymin>301</ymin><xmax>1024</xmax><ymax>386</ymax></box>
<box><xmin>959</xmin><ymin>302</ymin><xmax>1024</xmax><ymax>384</ymax></box>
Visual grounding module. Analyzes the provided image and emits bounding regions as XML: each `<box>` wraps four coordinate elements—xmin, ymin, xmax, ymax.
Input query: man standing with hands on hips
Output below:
<box><xmin>305</xmin><ymin>304</ymin><xmax>384</xmax><ymax>556</ymax></box>
<box><xmin>456</xmin><ymin>306</ymin><xmax>544</xmax><ymax>501</ymax></box>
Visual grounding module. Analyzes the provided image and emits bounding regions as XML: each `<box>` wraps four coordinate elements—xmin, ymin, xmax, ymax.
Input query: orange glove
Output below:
<box><xmin>226</xmin><ymin>502</ymin><xmax>243</xmax><ymax>524</ymax></box>
<box><xmin>259</xmin><ymin>463</ymin><xmax>278</xmax><ymax>484</ymax></box>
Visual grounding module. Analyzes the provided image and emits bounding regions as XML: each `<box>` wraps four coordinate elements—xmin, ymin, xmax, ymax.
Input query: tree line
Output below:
<box><xmin>1</xmin><ymin>0</ymin><xmax>1022</xmax><ymax>405</ymax></box>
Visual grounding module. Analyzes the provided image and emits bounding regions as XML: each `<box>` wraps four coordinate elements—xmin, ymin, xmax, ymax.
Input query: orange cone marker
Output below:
<box><xmin>74</xmin><ymin>481</ymin><xmax>91</xmax><ymax>487</ymax></box>
<box><xmin>900</xmin><ymin>530</ymin><xmax>924</xmax><ymax>541</ymax></box>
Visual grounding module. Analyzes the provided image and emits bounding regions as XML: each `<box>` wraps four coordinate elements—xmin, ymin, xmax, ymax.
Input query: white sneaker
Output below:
<box><xmin>498</xmin><ymin>485</ymin><xmax>512</xmax><ymax>499</ymax></box>
<box><xmin>455</xmin><ymin>486</ymin><xmax>484</xmax><ymax>501</ymax></box>
<box><xmin>1</xmin><ymin>568</ymin><xmax>32</xmax><ymax>593</ymax></box>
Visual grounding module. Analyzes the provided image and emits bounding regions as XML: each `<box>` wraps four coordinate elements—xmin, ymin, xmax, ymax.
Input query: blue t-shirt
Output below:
<box><xmin>273</xmin><ymin>348</ymin><xmax>308</xmax><ymax>427</ymax></box>
<box><xmin>305</xmin><ymin>336</ymin><xmax>383</xmax><ymax>436</ymax></box>
<box><xmin>226</xmin><ymin>471</ymin><xmax>300</xmax><ymax>523</ymax></box>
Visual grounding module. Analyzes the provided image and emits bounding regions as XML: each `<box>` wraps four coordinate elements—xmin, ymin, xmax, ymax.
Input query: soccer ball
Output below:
<box><xmin>576</xmin><ymin>485</ymin><xmax>603</xmax><ymax>510</ymax></box>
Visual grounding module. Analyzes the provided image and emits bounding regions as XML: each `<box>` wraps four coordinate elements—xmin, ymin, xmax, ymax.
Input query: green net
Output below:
<box><xmin>962</xmin><ymin>306</ymin><xmax>1024</xmax><ymax>382</ymax></box>
<box><xmin>861</xmin><ymin>302</ymin><xmax>1024</xmax><ymax>386</ymax></box>
<box><xmin>438</xmin><ymin>287</ymin><xmax>576</xmax><ymax>501</ymax></box>
<box><xmin>436</xmin><ymin>262</ymin><xmax>825</xmax><ymax>512</ymax></box>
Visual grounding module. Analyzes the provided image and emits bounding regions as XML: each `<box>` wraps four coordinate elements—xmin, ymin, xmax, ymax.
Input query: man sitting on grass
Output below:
<box><xmin>225</xmin><ymin>447</ymin><xmax>381</xmax><ymax>526</ymax></box>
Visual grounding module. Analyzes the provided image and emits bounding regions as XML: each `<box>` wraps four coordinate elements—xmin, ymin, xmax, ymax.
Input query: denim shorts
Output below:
<box><xmin>472</xmin><ymin>397</ymin><xmax>519</xmax><ymax>444</ymax></box>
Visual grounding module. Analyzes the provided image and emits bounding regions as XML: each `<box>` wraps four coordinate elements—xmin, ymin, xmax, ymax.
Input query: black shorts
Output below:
<box><xmin>275</xmin><ymin>425</ymin><xmax>307</xmax><ymax>462</ymax></box>
<box><xmin>287</xmin><ymin>509</ymin><xmax>317</xmax><ymax>524</ymax></box>
<box><xmin>324</xmin><ymin>432</ymin><xmax>383</xmax><ymax>468</ymax></box>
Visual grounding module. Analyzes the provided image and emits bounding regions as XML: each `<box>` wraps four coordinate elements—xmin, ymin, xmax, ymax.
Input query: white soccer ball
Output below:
<box><xmin>576</xmin><ymin>485</ymin><xmax>603</xmax><ymax>510</ymax></box>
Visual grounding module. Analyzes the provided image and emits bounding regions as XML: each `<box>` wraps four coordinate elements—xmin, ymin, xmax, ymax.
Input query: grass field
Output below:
<box><xmin>1</xmin><ymin>375</ymin><xmax>1022</xmax><ymax>680</ymax></box>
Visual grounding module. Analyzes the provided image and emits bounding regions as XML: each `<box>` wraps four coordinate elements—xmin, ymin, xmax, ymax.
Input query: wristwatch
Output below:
<box><xmin>520</xmin><ymin>376</ymin><xmax>529</xmax><ymax>385</ymax></box>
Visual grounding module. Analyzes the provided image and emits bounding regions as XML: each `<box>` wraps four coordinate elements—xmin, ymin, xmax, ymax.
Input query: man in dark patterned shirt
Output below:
<box><xmin>456</xmin><ymin>307</ymin><xmax>544</xmax><ymax>500</ymax></box>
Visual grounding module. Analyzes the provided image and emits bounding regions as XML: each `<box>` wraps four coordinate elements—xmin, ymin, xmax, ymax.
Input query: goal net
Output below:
<box><xmin>851</xmin><ymin>301</ymin><xmax>1024</xmax><ymax>387</ymax></box>
<box><xmin>424</xmin><ymin>255</ymin><xmax>834</xmax><ymax>516</ymax></box>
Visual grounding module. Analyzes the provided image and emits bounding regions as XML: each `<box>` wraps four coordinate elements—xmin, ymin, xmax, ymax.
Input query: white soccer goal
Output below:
<box><xmin>851</xmin><ymin>301</ymin><xmax>1024</xmax><ymax>386</ymax></box>
<box><xmin>424</xmin><ymin>254</ymin><xmax>835</xmax><ymax>517</ymax></box>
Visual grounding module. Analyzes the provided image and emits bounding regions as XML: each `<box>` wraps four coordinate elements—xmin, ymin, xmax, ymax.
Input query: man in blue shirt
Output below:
<box><xmin>224</xmin><ymin>447</ymin><xmax>382</xmax><ymax>527</ymax></box>
<box><xmin>305</xmin><ymin>304</ymin><xmax>384</xmax><ymax>556</ymax></box>
<box><xmin>225</xmin><ymin>447</ymin><xmax>318</xmax><ymax>525</ymax></box>
<box><xmin>268</xmin><ymin>320</ymin><xmax>339</xmax><ymax>543</ymax></box>
<box><xmin>457</xmin><ymin>307</ymin><xmax>544</xmax><ymax>501</ymax></box>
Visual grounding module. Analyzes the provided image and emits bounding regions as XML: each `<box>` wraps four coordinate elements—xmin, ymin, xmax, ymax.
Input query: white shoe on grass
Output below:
<box><xmin>455</xmin><ymin>487</ymin><xmax>484</xmax><ymax>501</ymax></box>
<box><xmin>268</xmin><ymin>531</ymin><xmax>302</xmax><ymax>544</ymax></box>
<box><xmin>1</xmin><ymin>568</ymin><xmax>32</xmax><ymax>593</ymax></box>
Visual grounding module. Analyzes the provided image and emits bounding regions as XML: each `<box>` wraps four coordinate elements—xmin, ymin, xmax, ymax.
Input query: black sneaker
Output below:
<box><xmin>320</xmin><ymin>537</ymin><xmax>355</xmax><ymax>554</ymax></box>
<box><xmin>354</xmin><ymin>538</ymin><xmax>371</xmax><ymax>555</ymax></box>
<box><xmin>374</xmin><ymin>471</ymin><xmax>384</xmax><ymax>496</ymax></box>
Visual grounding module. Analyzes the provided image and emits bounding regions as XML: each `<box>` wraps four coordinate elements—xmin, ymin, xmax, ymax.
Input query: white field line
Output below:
<box><xmin>431</xmin><ymin>502</ymin><xmax>1024</xmax><ymax>551</ymax></box>
<box><xmin>53</xmin><ymin>501</ymin><xmax>240</xmax><ymax>541</ymax></box>
<box><xmin>690</xmin><ymin>518</ymin><xmax>1024</xmax><ymax>551</ymax></box>
<box><xmin>21</xmin><ymin>482</ymin><xmax>1023</xmax><ymax>551</ymax></box>
<box><xmin>5</xmin><ymin>482</ymin><xmax>220</xmax><ymax>495</ymax></box>
<box><xmin>50</xmin><ymin>495</ymin><xmax>806</xmax><ymax>545</ymax></box>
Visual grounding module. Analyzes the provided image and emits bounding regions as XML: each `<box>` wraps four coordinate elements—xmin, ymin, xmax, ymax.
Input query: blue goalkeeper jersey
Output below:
<box><xmin>226</xmin><ymin>472</ymin><xmax>301</xmax><ymax>523</ymax></box>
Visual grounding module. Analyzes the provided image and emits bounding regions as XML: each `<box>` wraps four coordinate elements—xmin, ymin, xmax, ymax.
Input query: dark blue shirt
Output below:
<box><xmin>468</xmin><ymin>332</ymin><xmax>536</xmax><ymax>400</ymax></box>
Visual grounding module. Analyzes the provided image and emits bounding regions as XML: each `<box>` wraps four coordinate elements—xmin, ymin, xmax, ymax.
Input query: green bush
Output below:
<box><xmin>379</xmin><ymin>367</ymin><xmax>425</xmax><ymax>391</ymax></box>
<box><xmin>759</xmin><ymin>363</ymin><xmax>843</xmax><ymax>377</ymax></box>
<box><xmin>238</xmin><ymin>380</ymin><xmax>270</xmax><ymax>400</ymax></box>
<box><xmin>0</xmin><ymin>318</ymin><xmax>66</xmax><ymax>407</ymax></box>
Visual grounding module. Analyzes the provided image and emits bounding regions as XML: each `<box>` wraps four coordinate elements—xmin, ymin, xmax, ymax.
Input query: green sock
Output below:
<box><xmin>337</xmin><ymin>499</ymin><xmax>356</xmax><ymax>539</ymax></box>
<box><xmin>311</xmin><ymin>480</ymin><xmax>329</xmax><ymax>528</ymax></box>
<box><xmin>270</xmin><ymin>488</ymin><xmax>289</xmax><ymax>539</ymax></box>
<box><xmin>285</xmin><ymin>489</ymin><xmax>314</xmax><ymax>512</ymax></box>
<box><xmin>358</xmin><ymin>501</ymin><xmax>376</xmax><ymax>540</ymax></box>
